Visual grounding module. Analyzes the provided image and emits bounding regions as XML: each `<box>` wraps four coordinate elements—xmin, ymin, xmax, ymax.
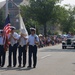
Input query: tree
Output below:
<box><xmin>61</xmin><ymin>6</ymin><xmax>75</xmax><ymax>33</ymax></box>
<box><xmin>0</xmin><ymin>9</ymin><xmax>4</xmax><ymax>29</ymax></box>
<box><xmin>20</xmin><ymin>0</ymin><xmax>75</xmax><ymax>35</ymax></box>
<box><xmin>20</xmin><ymin>0</ymin><xmax>61</xmax><ymax>36</ymax></box>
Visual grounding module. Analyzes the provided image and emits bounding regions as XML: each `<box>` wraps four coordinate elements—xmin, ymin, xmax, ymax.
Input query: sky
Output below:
<box><xmin>0</xmin><ymin>0</ymin><xmax>5</xmax><ymax>2</ymax></box>
<box><xmin>0</xmin><ymin>0</ymin><xmax>75</xmax><ymax>6</ymax></box>
<box><xmin>61</xmin><ymin>0</ymin><xmax>75</xmax><ymax>6</ymax></box>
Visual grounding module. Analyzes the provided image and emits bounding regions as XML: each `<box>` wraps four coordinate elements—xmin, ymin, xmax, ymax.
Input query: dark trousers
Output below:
<box><xmin>8</xmin><ymin>44</ymin><xmax>17</xmax><ymax>66</ymax></box>
<box><xmin>28</xmin><ymin>45</ymin><xmax>37</xmax><ymax>67</ymax></box>
<box><xmin>18</xmin><ymin>45</ymin><xmax>27</xmax><ymax>66</ymax></box>
<box><xmin>0</xmin><ymin>45</ymin><xmax>6</xmax><ymax>66</ymax></box>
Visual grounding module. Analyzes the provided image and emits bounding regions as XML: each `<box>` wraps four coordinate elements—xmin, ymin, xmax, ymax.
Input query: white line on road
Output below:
<box><xmin>41</xmin><ymin>54</ymin><xmax>51</xmax><ymax>59</ymax></box>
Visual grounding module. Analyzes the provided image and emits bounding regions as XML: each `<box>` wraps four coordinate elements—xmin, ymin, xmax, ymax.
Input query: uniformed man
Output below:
<box><xmin>7</xmin><ymin>26</ymin><xmax>19</xmax><ymax>67</ymax></box>
<box><xmin>0</xmin><ymin>30</ymin><xmax>6</xmax><ymax>67</ymax></box>
<box><xmin>27</xmin><ymin>28</ymin><xmax>39</xmax><ymax>68</ymax></box>
<box><xmin>18</xmin><ymin>29</ymin><xmax>28</xmax><ymax>67</ymax></box>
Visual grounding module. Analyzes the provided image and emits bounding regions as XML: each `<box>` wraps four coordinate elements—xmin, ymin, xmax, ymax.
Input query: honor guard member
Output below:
<box><xmin>0</xmin><ymin>30</ymin><xmax>6</xmax><ymax>67</ymax></box>
<box><xmin>27</xmin><ymin>28</ymin><xmax>39</xmax><ymax>68</ymax></box>
<box><xmin>7</xmin><ymin>26</ymin><xmax>19</xmax><ymax>67</ymax></box>
<box><xmin>18</xmin><ymin>29</ymin><xmax>28</xmax><ymax>67</ymax></box>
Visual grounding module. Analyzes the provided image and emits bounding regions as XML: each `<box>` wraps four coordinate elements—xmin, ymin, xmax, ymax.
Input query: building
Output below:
<box><xmin>0</xmin><ymin>0</ymin><xmax>29</xmax><ymax>29</ymax></box>
<box><xmin>39</xmin><ymin>24</ymin><xmax>61</xmax><ymax>35</ymax></box>
<box><xmin>0</xmin><ymin>0</ymin><xmax>61</xmax><ymax>34</ymax></box>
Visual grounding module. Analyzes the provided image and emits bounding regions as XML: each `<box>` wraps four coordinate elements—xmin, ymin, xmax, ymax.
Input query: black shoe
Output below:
<box><xmin>13</xmin><ymin>65</ymin><xmax>16</xmax><ymax>67</ymax></box>
<box><xmin>33</xmin><ymin>66</ymin><xmax>36</xmax><ymax>68</ymax></box>
<box><xmin>7</xmin><ymin>65</ymin><xmax>11</xmax><ymax>67</ymax></box>
<box><xmin>18</xmin><ymin>65</ymin><xmax>21</xmax><ymax>67</ymax></box>
<box><xmin>1</xmin><ymin>65</ymin><xmax>4</xmax><ymax>67</ymax></box>
<box><xmin>22</xmin><ymin>65</ymin><xmax>25</xmax><ymax>67</ymax></box>
<box><xmin>27</xmin><ymin>66</ymin><xmax>31</xmax><ymax>68</ymax></box>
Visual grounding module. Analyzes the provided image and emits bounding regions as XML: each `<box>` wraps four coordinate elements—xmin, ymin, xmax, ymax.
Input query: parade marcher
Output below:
<box><xmin>7</xmin><ymin>26</ymin><xmax>19</xmax><ymax>67</ymax></box>
<box><xmin>27</xmin><ymin>27</ymin><xmax>39</xmax><ymax>68</ymax></box>
<box><xmin>18</xmin><ymin>29</ymin><xmax>28</xmax><ymax>67</ymax></box>
<box><xmin>0</xmin><ymin>30</ymin><xmax>6</xmax><ymax>67</ymax></box>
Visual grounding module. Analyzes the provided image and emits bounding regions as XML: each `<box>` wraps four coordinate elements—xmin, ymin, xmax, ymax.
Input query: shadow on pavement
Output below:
<box><xmin>0</xmin><ymin>67</ymin><xmax>33</xmax><ymax>71</ymax></box>
<box><xmin>72</xmin><ymin>63</ymin><xmax>75</xmax><ymax>65</ymax></box>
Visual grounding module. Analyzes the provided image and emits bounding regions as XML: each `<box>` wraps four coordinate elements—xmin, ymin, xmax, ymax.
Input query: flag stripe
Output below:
<box><xmin>3</xmin><ymin>14</ymin><xmax>11</xmax><ymax>51</ymax></box>
<box><xmin>3</xmin><ymin>23</ymin><xmax>11</xmax><ymax>34</ymax></box>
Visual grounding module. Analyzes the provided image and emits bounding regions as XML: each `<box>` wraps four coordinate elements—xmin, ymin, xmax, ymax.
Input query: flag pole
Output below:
<box><xmin>6</xmin><ymin>0</ymin><xmax>8</xmax><ymax>18</ymax></box>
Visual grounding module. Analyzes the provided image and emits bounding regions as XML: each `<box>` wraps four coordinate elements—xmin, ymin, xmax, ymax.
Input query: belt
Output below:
<box><xmin>19</xmin><ymin>45</ymin><xmax>26</xmax><ymax>47</ymax></box>
<box><xmin>29</xmin><ymin>45</ymin><xmax>36</xmax><ymax>47</ymax></box>
<box><xmin>10</xmin><ymin>43</ymin><xmax>17</xmax><ymax>46</ymax></box>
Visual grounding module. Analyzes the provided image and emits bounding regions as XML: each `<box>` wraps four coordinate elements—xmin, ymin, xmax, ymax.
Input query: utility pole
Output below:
<box><xmin>6</xmin><ymin>0</ymin><xmax>8</xmax><ymax>18</ymax></box>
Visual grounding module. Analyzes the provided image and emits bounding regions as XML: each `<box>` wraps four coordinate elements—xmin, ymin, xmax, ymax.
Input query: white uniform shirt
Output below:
<box><xmin>28</xmin><ymin>34</ymin><xmax>39</xmax><ymax>45</ymax></box>
<box><xmin>9</xmin><ymin>32</ymin><xmax>19</xmax><ymax>46</ymax></box>
<box><xmin>0</xmin><ymin>36</ymin><xmax>4</xmax><ymax>45</ymax></box>
<box><xmin>19</xmin><ymin>35</ymin><xmax>28</xmax><ymax>47</ymax></box>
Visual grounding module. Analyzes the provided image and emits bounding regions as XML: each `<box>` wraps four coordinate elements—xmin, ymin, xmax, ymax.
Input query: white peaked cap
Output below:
<box><xmin>10</xmin><ymin>26</ymin><xmax>16</xmax><ymax>30</ymax></box>
<box><xmin>0</xmin><ymin>30</ymin><xmax>3</xmax><ymax>34</ymax></box>
<box><xmin>30</xmin><ymin>28</ymin><xmax>36</xmax><ymax>31</ymax></box>
<box><xmin>39</xmin><ymin>34</ymin><xmax>43</xmax><ymax>36</ymax></box>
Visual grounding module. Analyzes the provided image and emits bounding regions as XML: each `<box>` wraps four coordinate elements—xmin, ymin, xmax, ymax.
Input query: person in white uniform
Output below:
<box><xmin>0</xmin><ymin>30</ymin><xmax>6</xmax><ymax>67</ymax></box>
<box><xmin>18</xmin><ymin>29</ymin><xmax>28</xmax><ymax>67</ymax></box>
<box><xmin>7</xmin><ymin>26</ymin><xmax>19</xmax><ymax>67</ymax></box>
<box><xmin>27</xmin><ymin>28</ymin><xmax>39</xmax><ymax>68</ymax></box>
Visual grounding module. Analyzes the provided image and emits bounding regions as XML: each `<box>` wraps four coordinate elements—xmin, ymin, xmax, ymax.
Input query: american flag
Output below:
<box><xmin>3</xmin><ymin>14</ymin><xmax>11</xmax><ymax>34</ymax></box>
<box><xmin>3</xmin><ymin>14</ymin><xmax>11</xmax><ymax>51</ymax></box>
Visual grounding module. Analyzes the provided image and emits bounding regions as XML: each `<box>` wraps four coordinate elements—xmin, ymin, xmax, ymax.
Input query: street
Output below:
<box><xmin>0</xmin><ymin>44</ymin><xmax>75</xmax><ymax>75</ymax></box>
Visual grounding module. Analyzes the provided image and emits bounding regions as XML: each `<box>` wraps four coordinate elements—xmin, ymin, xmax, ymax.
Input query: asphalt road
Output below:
<box><xmin>0</xmin><ymin>44</ymin><xmax>75</xmax><ymax>75</ymax></box>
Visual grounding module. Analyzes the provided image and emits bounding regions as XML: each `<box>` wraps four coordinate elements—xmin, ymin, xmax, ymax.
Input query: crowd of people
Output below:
<box><xmin>39</xmin><ymin>34</ymin><xmax>62</xmax><ymax>48</ymax></box>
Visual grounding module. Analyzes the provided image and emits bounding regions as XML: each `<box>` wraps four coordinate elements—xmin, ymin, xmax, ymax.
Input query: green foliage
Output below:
<box><xmin>20</xmin><ymin>0</ymin><xmax>75</xmax><ymax>35</ymax></box>
<box><xmin>54</xmin><ymin>32</ymin><xmax>59</xmax><ymax>35</ymax></box>
<box><xmin>24</xmin><ymin>19</ymin><xmax>39</xmax><ymax>34</ymax></box>
<box><xmin>0</xmin><ymin>9</ymin><xmax>4</xmax><ymax>29</ymax></box>
<box><xmin>52</xmin><ymin>6</ymin><xmax>68</xmax><ymax>23</ymax></box>
<box><xmin>61</xmin><ymin>6</ymin><xmax>75</xmax><ymax>34</ymax></box>
<box><xmin>29</xmin><ymin>0</ymin><xmax>59</xmax><ymax>24</ymax></box>
<box><xmin>20</xmin><ymin>0</ymin><xmax>61</xmax><ymax>36</ymax></box>
<box><xmin>47</xmin><ymin>29</ymin><xmax>51</xmax><ymax>35</ymax></box>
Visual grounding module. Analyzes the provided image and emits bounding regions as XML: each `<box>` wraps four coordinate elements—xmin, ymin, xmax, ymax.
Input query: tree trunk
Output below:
<box><xmin>44</xmin><ymin>24</ymin><xmax>47</xmax><ymax>37</ymax></box>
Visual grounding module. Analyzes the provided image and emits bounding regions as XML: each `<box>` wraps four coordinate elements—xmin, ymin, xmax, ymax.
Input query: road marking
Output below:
<box><xmin>41</xmin><ymin>54</ymin><xmax>51</xmax><ymax>59</ymax></box>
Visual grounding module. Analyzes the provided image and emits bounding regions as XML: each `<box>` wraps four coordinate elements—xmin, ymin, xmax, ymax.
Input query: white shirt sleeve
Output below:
<box><xmin>8</xmin><ymin>34</ymin><xmax>10</xmax><ymax>39</ymax></box>
<box><xmin>14</xmin><ymin>32</ymin><xmax>20</xmax><ymax>40</ymax></box>
<box><xmin>36</xmin><ymin>35</ymin><xmax>39</xmax><ymax>42</ymax></box>
<box><xmin>28</xmin><ymin>35</ymin><xmax>30</xmax><ymax>43</ymax></box>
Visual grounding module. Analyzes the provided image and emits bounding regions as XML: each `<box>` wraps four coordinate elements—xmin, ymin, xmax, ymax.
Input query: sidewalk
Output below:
<box><xmin>38</xmin><ymin>44</ymin><xmax>62</xmax><ymax>51</ymax></box>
